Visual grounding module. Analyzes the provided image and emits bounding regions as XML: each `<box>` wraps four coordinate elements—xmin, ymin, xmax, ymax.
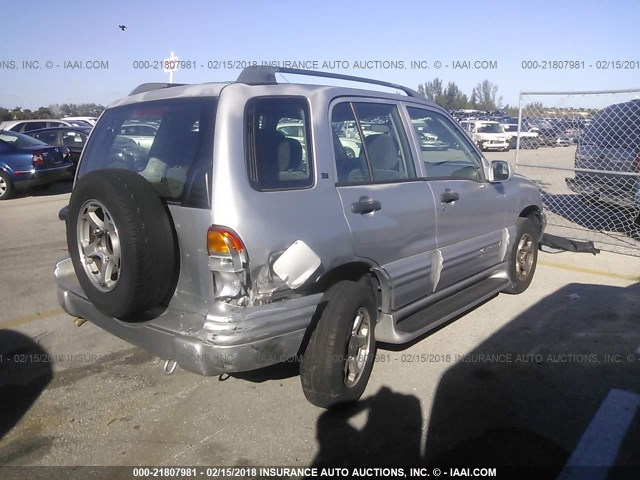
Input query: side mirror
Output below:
<box><xmin>488</xmin><ymin>160</ymin><xmax>512</xmax><ymax>182</ymax></box>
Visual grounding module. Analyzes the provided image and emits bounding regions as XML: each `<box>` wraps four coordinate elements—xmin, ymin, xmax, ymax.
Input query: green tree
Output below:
<box><xmin>471</xmin><ymin>80</ymin><xmax>502</xmax><ymax>111</ymax></box>
<box><xmin>35</xmin><ymin>107</ymin><xmax>52</xmax><ymax>119</ymax></box>
<box><xmin>502</xmin><ymin>104</ymin><xmax>519</xmax><ymax>117</ymax></box>
<box><xmin>10</xmin><ymin>106</ymin><xmax>23</xmax><ymax>120</ymax></box>
<box><xmin>48</xmin><ymin>104</ymin><xmax>62</xmax><ymax>117</ymax></box>
<box><xmin>1</xmin><ymin>103</ymin><xmax>106</xmax><ymax>120</ymax></box>
<box><xmin>523</xmin><ymin>101</ymin><xmax>545</xmax><ymax>116</ymax></box>
<box><xmin>59</xmin><ymin>103</ymin><xmax>77</xmax><ymax>117</ymax></box>
<box><xmin>442</xmin><ymin>82</ymin><xmax>470</xmax><ymax>110</ymax></box>
<box><xmin>418</xmin><ymin>78</ymin><xmax>445</xmax><ymax>104</ymax></box>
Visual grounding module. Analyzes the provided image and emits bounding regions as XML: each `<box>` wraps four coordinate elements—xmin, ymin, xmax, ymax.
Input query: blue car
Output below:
<box><xmin>0</xmin><ymin>130</ymin><xmax>73</xmax><ymax>200</ymax></box>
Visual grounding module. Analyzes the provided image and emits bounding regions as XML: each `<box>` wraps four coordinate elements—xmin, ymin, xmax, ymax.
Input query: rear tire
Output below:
<box><xmin>503</xmin><ymin>218</ymin><xmax>539</xmax><ymax>294</ymax></box>
<box><xmin>0</xmin><ymin>171</ymin><xmax>15</xmax><ymax>200</ymax></box>
<box><xmin>300</xmin><ymin>280</ymin><xmax>377</xmax><ymax>408</ymax></box>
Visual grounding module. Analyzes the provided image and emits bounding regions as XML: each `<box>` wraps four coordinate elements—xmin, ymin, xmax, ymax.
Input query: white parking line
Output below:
<box><xmin>557</xmin><ymin>389</ymin><xmax>640</xmax><ymax>480</ymax></box>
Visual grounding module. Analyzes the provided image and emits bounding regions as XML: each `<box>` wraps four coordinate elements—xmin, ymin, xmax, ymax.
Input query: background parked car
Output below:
<box><xmin>534</xmin><ymin>127</ymin><xmax>573</xmax><ymax>147</ymax></box>
<box><xmin>501</xmin><ymin>123</ymin><xmax>539</xmax><ymax>149</ymax></box>
<box><xmin>0</xmin><ymin>119</ymin><xmax>76</xmax><ymax>133</ymax></box>
<box><xmin>548</xmin><ymin>118</ymin><xmax>590</xmax><ymax>143</ymax></box>
<box><xmin>566</xmin><ymin>99</ymin><xmax>640</xmax><ymax>211</ymax></box>
<box><xmin>413</xmin><ymin>119</ymin><xmax>449</xmax><ymax>151</ymax></box>
<box><xmin>62</xmin><ymin>119</ymin><xmax>93</xmax><ymax>127</ymax></box>
<box><xmin>62</xmin><ymin>116</ymin><xmax>98</xmax><ymax>126</ymax></box>
<box><xmin>0</xmin><ymin>131</ymin><xmax>72</xmax><ymax>200</ymax></box>
<box><xmin>459</xmin><ymin>120</ymin><xmax>510</xmax><ymax>151</ymax></box>
<box><xmin>27</xmin><ymin>126</ymin><xmax>91</xmax><ymax>172</ymax></box>
<box><xmin>119</xmin><ymin>123</ymin><xmax>158</xmax><ymax>150</ymax></box>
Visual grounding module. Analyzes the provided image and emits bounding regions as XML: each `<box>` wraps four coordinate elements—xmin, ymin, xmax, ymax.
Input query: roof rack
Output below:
<box><xmin>129</xmin><ymin>83</ymin><xmax>188</xmax><ymax>96</ymax></box>
<box><xmin>236</xmin><ymin>66</ymin><xmax>421</xmax><ymax>98</ymax></box>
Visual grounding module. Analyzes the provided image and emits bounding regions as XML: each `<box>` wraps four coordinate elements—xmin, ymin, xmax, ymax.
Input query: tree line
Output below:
<box><xmin>417</xmin><ymin>78</ymin><xmax>519</xmax><ymax>115</ymax></box>
<box><xmin>0</xmin><ymin>104</ymin><xmax>105</xmax><ymax>121</ymax></box>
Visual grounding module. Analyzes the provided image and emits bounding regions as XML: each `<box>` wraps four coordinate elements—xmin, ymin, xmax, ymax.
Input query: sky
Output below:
<box><xmin>1</xmin><ymin>0</ymin><xmax>639</xmax><ymax>110</ymax></box>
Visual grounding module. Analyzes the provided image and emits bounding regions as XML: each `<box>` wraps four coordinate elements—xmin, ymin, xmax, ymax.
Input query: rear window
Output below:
<box><xmin>583</xmin><ymin>101</ymin><xmax>640</xmax><ymax>149</ymax></box>
<box><xmin>477</xmin><ymin>123</ymin><xmax>503</xmax><ymax>133</ymax></box>
<box><xmin>33</xmin><ymin>131</ymin><xmax>58</xmax><ymax>144</ymax></box>
<box><xmin>0</xmin><ymin>131</ymin><xmax>47</xmax><ymax>148</ymax></box>
<box><xmin>77</xmin><ymin>98</ymin><xmax>216</xmax><ymax>208</ymax></box>
<box><xmin>21</xmin><ymin>122</ymin><xmax>47</xmax><ymax>132</ymax></box>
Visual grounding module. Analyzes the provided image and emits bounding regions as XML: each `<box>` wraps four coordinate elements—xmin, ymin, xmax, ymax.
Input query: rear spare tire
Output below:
<box><xmin>67</xmin><ymin>169</ymin><xmax>177</xmax><ymax>319</ymax></box>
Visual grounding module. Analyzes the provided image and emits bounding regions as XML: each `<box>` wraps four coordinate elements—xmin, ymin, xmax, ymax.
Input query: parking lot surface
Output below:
<box><xmin>1</xmin><ymin>170</ymin><xmax>639</xmax><ymax>474</ymax></box>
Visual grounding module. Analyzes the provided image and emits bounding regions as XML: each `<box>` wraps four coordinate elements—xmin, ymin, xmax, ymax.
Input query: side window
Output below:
<box><xmin>246</xmin><ymin>97</ymin><xmax>313</xmax><ymax>191</ymax></box>
<box><xmin>331</xmin><ymin>102</ymin><xmax>416</xmax><ymax>183</ymax></box>
<box><xmin>331</xmin><ymin>103</ymin><xmax>364</xmax><ymax>182</ymax></box>
<box><xmin>22</xmin><ymin>122</ymin><xmax>47</xmax><ymax>132</ymax></box>
<box><xmin>62</xmin><ymin>131</ymin><xmax>86</xmax><ymax>147</ymax></box>
<box><xmin>33</xmin><ymin>131</ymin><xmax>58</xmax><ymax>144</ymax></box>
<box><xmin>407</xmin><ymin>107</ymin><xmax>484</xmax><ymax>181</ymax></box>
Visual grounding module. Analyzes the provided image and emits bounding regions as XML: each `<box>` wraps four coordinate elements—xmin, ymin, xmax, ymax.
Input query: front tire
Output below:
<box><xmin>503</xmin><ymin>218</ymin><xmax>539</xmax><ymax>294</ymax></box>
<box><xmin>300</xmin><ymin>280</ymin><xmax>377</xmax><ymax>408</ymax></box>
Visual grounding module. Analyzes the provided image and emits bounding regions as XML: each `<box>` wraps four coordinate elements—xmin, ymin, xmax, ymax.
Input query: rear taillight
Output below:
<box><xmin>207</xmin><ymin>226</ymin><xmax>248</xmax><ymax>299</ymax></box>
<box><xmin>207</xmin><ymin>226</ymin><xmax>245</xmax><ymax>256</ymax></box>
<box><xmin>32</xmin><ymin>151</ymin><xmax>44</xmax><ymax>167</ymax></box>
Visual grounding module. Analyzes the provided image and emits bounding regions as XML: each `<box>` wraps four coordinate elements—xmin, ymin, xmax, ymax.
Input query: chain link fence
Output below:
<box><xmin>514</xmin><ymin>89</ymin><xmax>640</xmax><ymax>256</ymax></box>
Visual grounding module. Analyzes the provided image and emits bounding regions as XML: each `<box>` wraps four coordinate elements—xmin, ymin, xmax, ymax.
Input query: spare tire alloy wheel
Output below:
<box><xmin>77</xmin><ymin>200</ymin><xmax>121</xmax><ymax>291</ymax></box>
<box><xmin>300</xmin><ymin>280</ymin><xmax>377</xmax><ymax>408</ymax></box>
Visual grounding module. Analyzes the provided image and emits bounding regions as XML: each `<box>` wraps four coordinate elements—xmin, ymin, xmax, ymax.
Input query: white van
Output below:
<box><xmin>459</xmin><ymin>120</ymin><xmax>510</xmax><ymax>151</ymax></box>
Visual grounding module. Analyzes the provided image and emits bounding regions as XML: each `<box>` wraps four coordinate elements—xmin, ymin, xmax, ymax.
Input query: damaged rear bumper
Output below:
<box><xmin>55</xmin><ymin>258</ymin><xmax>323</xmax><ymax>376</ymax></box>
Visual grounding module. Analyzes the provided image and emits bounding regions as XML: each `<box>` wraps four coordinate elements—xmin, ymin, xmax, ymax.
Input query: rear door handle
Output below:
<box><xmin>351</xmin><ymin>196</ymin><xmax>382</xmax><ymax>214</ymax></box>
<box><xmin>440</xmin><ymin>189</ymin><xmax>459</xmax><ymax>203</ymax></box>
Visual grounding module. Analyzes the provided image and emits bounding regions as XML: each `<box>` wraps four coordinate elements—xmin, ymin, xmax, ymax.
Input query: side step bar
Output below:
<box><xmin>375</xmin><ymin>277</ymin><xmax>509</xmax><ymax>344</ymax></box>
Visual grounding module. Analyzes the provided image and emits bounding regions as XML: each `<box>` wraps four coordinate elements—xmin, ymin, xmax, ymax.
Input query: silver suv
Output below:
<box><xmin>55</xmin><ymin>67</ymin><xmax>545</xmax><ymax>408</ymax></box>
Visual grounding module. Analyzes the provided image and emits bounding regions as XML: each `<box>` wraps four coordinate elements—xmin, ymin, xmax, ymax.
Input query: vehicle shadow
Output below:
<box><xmin>11</xmin><ymin>178</ymin><xmax>73</xmax><ymax>200</ymax></box>
<box><xmin>308</xmin><ymin>386</ymin><xmax>424</xmax><ymax>468</ymax></box>
<box><xmin>306</xmin><ymin>282</ymin><xmax>640</xmax><ymax>475</ymax></box>
<box><xmin>424</xmin><ymin>282</ymin><xmax>640</xmax><ymax>474</ymax></box>
<box><xmin>230</xmin><ymin>360</ymin><xmax>301</xmax><ymax>382</ymax></box>
<box><xmin>0</xmin><ymin>330</ymin><xmax>53</xmax><ymax>440</ymax></box>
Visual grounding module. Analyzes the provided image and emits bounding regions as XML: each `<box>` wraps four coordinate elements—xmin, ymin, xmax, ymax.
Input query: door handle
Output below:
<box><xmin>351</xmin><ymin>196</ymin><xmax>382</xmax><ymax>214</ymax></box>
<box><xmin>440</xmin><ymin>189</ymin><xmax>459</xmax><ymax>203</ymax></box>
